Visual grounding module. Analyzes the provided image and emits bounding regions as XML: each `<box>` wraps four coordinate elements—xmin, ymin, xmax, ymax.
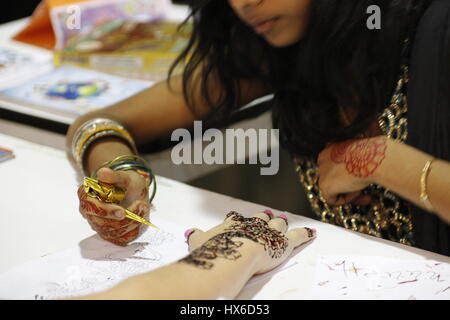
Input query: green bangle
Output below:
<box><xmin>93</xmin><ymin>154</ymin><xmax>157</xmax><ymax>203</ymax></box>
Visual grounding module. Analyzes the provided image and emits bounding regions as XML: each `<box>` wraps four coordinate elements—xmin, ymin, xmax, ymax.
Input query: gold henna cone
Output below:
<box><xmin>82</xmin><ymin>177</ymin><xmax>157</xmax><ymax>228</ymax></box>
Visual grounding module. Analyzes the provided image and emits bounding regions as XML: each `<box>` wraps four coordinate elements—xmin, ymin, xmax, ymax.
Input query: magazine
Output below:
<box><xmin>0</xmin><ymin>66</ymin><xmax>152</xmax><ymax>123</ymax></box>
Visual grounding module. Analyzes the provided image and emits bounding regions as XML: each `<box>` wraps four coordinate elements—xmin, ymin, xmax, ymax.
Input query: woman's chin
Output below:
<box><xmin>263</xmin><ymin>33</ymin><xmax>301</xmax><ymax>48</ymax></box>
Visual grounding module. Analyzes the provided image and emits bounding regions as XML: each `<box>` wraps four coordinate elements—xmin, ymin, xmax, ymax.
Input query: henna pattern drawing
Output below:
<box><xmin>330</xmin><ymin>137</ymin><xmax>387</xmax><ymax>178</ymax></box>
<box><xmin>180</xmin><ymin>211</ymin><xmax>289</xmax><ymax>270</ymax></box>
<box><xmin>180</xmin><ymin>234</ymin><xmax>244</xmax><ymax>270</ymax></box>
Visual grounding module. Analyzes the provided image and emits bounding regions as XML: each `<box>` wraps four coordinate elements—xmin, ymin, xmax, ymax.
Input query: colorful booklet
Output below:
<box><xmin>53</xmin><ymin>20</ymin><xmax>191</xmax><ymax>82</ymax></box>
<box><xmin>50</xmin><ymin>0</ymin><xmax>171</xmax><ymax>50</ymax></box>
<box><xmin>49</xmin><ymin>0</ymin><xmax>189</xmax><ymax>82</ymax></box>
<box><xmin>0</xmin><ymin>66</ymin><xmax>152</xmax><ymax>124</ymax></box>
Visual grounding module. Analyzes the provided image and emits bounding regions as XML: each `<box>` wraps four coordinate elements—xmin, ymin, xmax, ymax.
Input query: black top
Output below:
<box><xmin>407</xmin><ymin>0</ymin><xmax>450</xmax><ymax>255</ymax></box>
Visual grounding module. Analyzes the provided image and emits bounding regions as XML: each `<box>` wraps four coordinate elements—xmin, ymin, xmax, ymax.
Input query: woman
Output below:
<box><xmin>67</xmin><ymin>0</ymin><xmax>450</xmax><ymax>255</ymax></box>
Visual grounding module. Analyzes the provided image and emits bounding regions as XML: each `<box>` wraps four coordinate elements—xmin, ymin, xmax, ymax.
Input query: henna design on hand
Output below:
<box><xmin>330</xmin><ymin>137</ymin><xmax>387</xmax><ymax>178</ymax></box>
<box><xmin>78</xmin><ymin>186</ymin><xmax>142</xmax><ymax>246</ymax></box>
<box><xmin>180</xmin><ymin>234</ymin><xmax>244</xmax><ymax>270</ymax></box>
<box><xmin>179</xmin><ymin>211</ymin><xmax>289</xmax><ymax>270</ymax></box>
<box><xmin>78</xmin><ymin>187</ymin><xmax>108</xmax><ymax>217</ymax></box>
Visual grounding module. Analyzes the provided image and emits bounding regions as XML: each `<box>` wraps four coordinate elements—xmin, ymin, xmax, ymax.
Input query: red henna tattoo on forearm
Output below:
<box><xmin>330</xmin><ymin>137</ymin><xmax>387</xmax><ymax>178</ymax></box>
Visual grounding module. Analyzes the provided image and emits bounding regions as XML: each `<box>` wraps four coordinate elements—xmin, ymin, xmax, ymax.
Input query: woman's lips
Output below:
<box><xmin>252</xmin><ymin>17</ymin><xmax>279</xmax><ymax>34</ymax></box>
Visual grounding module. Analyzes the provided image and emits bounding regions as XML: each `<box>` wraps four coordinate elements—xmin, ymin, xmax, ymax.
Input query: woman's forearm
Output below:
<box><xmin>71</xmin><ymin>211</ymin><xmax>315</xmax><ymax>300</ymax></box>
<box><xmin>83</xmin><ymin>138</ymin><xmax>134</xmax><ymax>176</ymax></box>
<box><xmin>77</xmin><ymin>239</ymin><xmax>261</xmax><ymax>300</ymax></box>
<box><xmin>65</xmin><ymin>76</ymin><xmax>196</xmax><ymax>175</ymax></box>
<box><xmin>373</xmin><ymin>138</ymin><xmax>450</xmax><ymax>224</ymax></box>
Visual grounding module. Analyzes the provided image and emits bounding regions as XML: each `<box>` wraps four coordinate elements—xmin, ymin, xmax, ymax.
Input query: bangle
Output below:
<box><xmin>94</xmin><ymin>154</ymin><xmax>157</xmax><ymax>203</ymax></box>
<box><xmin>420</xmin><ymin>158</ymin><xmax>435</xmax><ymax>212</ymax></box>
<box><xmin>71</xmin><ymin>118</ymin><xmax>138</xmax><ymax>176</ymax></box>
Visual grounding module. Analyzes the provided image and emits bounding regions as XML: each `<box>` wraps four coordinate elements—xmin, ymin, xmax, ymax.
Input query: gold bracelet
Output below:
<box><xmin>71</xmin><ymin>118</ymin><xmax>138</xmax><ymax>176</ymax></box>
<box><xmin>420</xmin><ymin>158</ymin><xmax>435</xmax><ymax>212</ymax></box>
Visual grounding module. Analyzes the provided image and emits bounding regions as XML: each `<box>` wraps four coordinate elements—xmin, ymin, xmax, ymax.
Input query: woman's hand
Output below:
<box><xmin>184</xmin><ymin>211</ymin><xmax>316</xmax><ymax>275</ymax></box>
<box><xmin>317</xmin><ymin>136</ymin><xmax>388</xmax><ymax>206</ymax></box>
<box><xmin>77</xmin><ymin>167</ymin><xmax>150</xmax><ymax>246</ymax></box>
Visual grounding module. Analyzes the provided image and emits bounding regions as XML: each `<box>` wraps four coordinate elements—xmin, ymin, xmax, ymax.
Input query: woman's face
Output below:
<box><xmin>228</xmin><ymin>0</ymin><xmax>311</xmax><ymax>47</ymax></box>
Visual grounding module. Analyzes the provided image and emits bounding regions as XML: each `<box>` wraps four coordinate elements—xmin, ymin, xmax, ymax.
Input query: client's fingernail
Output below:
<box><xmin>278</xmin><ymin>214</ymin><xmax>288</xmax><ymax>221</ymax></box>
<box><xmin>263</xmin><ymin>209</ymin><xmax>274</xmax><ymax>218</ymax></box>
<box><xmin>184</xmin><ymin>228</ymin><xmax>195</xmax><ymax>240</ymax></box>
<box><xmin>114</xmin><ymin>210</ymin><xmax>124</xmax><ymax>219</ymax></box>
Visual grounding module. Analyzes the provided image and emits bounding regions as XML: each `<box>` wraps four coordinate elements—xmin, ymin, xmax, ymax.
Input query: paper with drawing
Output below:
<box><xmin>0</xmin><ymin>217</ymin><xmax>187</xmax><ymax>300</ymax></box>
<box><xmin>312</xmin><ymin>255</ymin><xmax>450</xmax><ymax>300</ymax></box>
<box><xmin>0</xmin><ymin>214</ymin><xmax>294</xmax><ymax>300</ymax></box>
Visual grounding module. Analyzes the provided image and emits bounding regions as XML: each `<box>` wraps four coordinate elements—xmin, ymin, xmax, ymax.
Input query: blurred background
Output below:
<box><xmin>0</xmin><ymin>0</ymin><xmax>314</xmax><ymax>218</ymax></box>
<box><xmin>0</xmin><ymin>0</ymin><xmax>42</xmax><ymax>24</ymax></box>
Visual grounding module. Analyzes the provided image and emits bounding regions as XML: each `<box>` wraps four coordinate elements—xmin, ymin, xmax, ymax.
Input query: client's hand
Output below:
<box><xmin>184</xmin><ymin>211</ymin><xmax>316</xmax><ymax>275</ymax></box>
<box><xmin>77</xmin><ymin>167</ymin><xmax>150</xmax><ymax>246</ymax></box>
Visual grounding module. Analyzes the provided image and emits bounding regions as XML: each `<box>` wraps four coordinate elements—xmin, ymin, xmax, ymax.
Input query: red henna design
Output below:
<box><xmin>77</xmin><ymin>186</ymin><xmax>87</xmax><ymax>200</ymax></box>
<box><xmin>87</xmin><ymin>213</ymin><xmax>133</xmax><ymax>230</ymax></box>
<box><xmin>78</xmin><ymin>187</ymin><xmax>108</xmax><ymax>217</ymax></box>
<box><xmin>86</xmin><ymin>205</ymin><xmax>143</xmax><ymax>245</ymax></box>
<box><xmin>330</xmin><ymin>137</ymin><xmax>387</xmax><ymax>178</ymax></box>
<box><xmin>104</xmin><ymin>224</ymin><xmax>138</xmax><ymax>240</ymax></box>
<box><xmin>88</xmin><ymin>216</ymin><xmax>138</xmax><ymax>241</ymax></box>
<box><xmin>80</xmin><ymin>198</ymin><xmax>108</xmax><ymax>217</ymax></box>
<box><xmin>330</xmin><ymin>140</ymin><xmax>355</xmax><ymax>163</ymax></box>
<box><xmin>108</xmin><ymin>227</ymin><xmax>140</xmax><ymax>246</ymax></box>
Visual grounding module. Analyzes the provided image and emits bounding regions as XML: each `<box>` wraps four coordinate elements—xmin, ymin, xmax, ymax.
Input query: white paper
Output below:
<box><xmin>0</xmin><ymin>217</ymin><xmax>188</xmax><ymax>300</ymax></box>
<box><xmin>0</xmin><ymin>46</ymin><xmax>52</xmax><ymax>90</ymax></box>
<box><xmin>0</xmin><ymin>212</ymin><xmax>301</xmax><ymax>300</ymax></box>
<box><xmin>312</xmin><ymin>255</ymin><xmax>450</xmax><ymax>300</ymax></box>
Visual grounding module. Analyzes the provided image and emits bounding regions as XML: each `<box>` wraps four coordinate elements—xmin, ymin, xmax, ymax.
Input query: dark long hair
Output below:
<box><xmin>170</xmin><ymin>0</ymin><xmax>431</xmax><ymax>157</ymax></box>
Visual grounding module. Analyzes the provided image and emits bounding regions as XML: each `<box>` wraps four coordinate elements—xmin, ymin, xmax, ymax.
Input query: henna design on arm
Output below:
<box><xmin>330</xmin><ymin>137</ymin><xmax>387</xmax><ymax>178</ymax></box>
<box><xmin>179</xmin><ymin>211</ymin><xmax>288</xmax><ymax>270</ymax></box>
<box><xmin>180</xmin><ymin>234</ymin><xmax>245</xmax><ymax>270</ymax></box>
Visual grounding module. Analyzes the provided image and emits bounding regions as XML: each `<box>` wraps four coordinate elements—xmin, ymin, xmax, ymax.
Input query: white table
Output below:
<box><xmin>1</xmin><ymin>133</ymin><xmax>449</xmax><ymax>299</ymax></box>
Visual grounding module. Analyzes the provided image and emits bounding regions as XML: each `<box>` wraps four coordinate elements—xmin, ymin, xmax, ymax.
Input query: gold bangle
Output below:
<box><xmin>420</xmin><ymin>158</ymin><xmax>435</xmax><ymax>212</ymax></box>
<box><xmin>71</xmin><ymin>118</ymin><xmax>138</xmax><ymax>175</ymax></box>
